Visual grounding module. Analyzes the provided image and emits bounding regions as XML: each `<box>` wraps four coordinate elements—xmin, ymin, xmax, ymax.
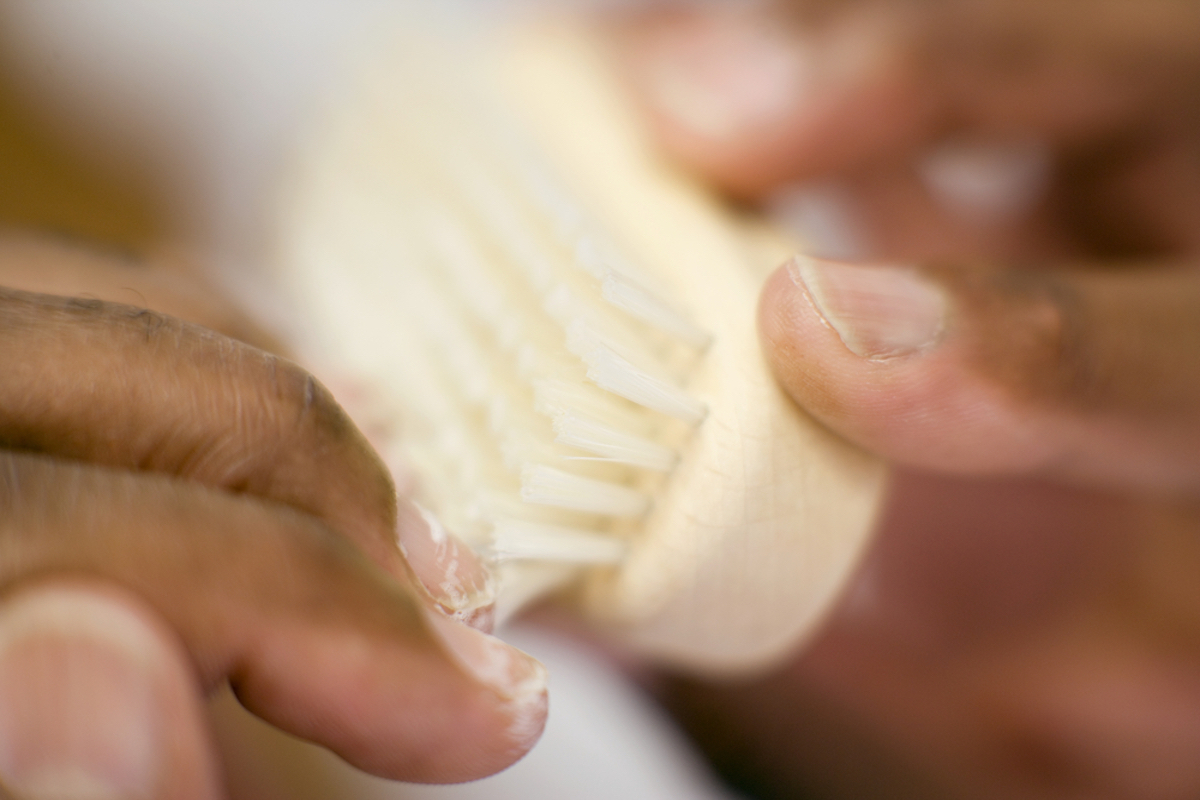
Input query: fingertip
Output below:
<box><xmin>235</xmin><ymin>587</ymin><xmax>546</xmax><ymax>785</ymax></box>
<box><xmin>617</xmin><ymin>5</ymin><xmax>930</xmax><ymax>196</ymax></box>
<box><xmin>617</xmin><ymin>6</ymin><xmax>809</xmax><ymax>195</ymax></box>
<box><xmin>757</xmin><ymin>257</ymin><xmax>905</xmax><ymax>411</ymax></box>
<box><xmin>0</xmin><ymin>581</ymin><xmax>221</xmax><ymax>800</ymax></box>
<box><xmin>758</xmin><ymin>258</ymin><xmax>843</xmax><ymax>399</ymax></box>
<box><xmin>758</xmin><ymin>256</ymin><xmax>1060</xmax><ymax>474</ymax></box>
<box><xmin>423</xmin><ymin>611</ymin><xmax>549</xmax><ymax>773</ymax></box>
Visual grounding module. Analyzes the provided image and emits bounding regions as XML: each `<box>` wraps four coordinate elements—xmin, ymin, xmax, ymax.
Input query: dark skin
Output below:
<box><xmin>0</xmin><ymin>234</ymin><xmax>545</xmax><ymax>797</ymax></box>
<box><xmin>617</xmin><ymin>2</ymin><xmax>1200</xmax><ymax>798</ymax></box>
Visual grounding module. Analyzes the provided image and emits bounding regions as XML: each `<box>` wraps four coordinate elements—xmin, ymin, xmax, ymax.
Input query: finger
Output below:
<box><xmin>0</xmin><ymin>285</ymin><xmax>399</xmax><ymax>568</ymax></box>
<box><xmin>0</xmin><ymin>583</ymin><xmax>221</xmax><ymax>800</ymax></box>
<box><xmin>616</xmin><ymin>3</ymin><xmax>928</xmax><ymax>198</ymax></box>
<box><xmin>776</xmin><ymin>162</ymin><xmax>1068</xmax><ymax>265</ymax></box>
<box><xmin>758</xmin><ymin>255</ymin><xmax>1200</xmax><ymax>493</ymax></box>
<box><xmin>616</xmin><ymin>1</ymin><xmax>1200</xmax><ymax>198</ymax></box>
<box><xmin>0</xmin><ymin>236</ymin><xmax>497</xmax><ymax>617</ymax></box>
<box><xmin>0</xmin><ymin>233</ymin><xmax>282</xmax><ymax>352</ymax></box>
<box><xmin>0</xmin><ymin>450</ymin><xmax>546</xmax><ymax>782</ymax></box>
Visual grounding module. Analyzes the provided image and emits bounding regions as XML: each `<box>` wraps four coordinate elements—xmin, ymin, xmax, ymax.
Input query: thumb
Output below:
<box><xmin>759</xmin><ymin>256</ymin><xmax>1200</xmax><ymax>494</ymax></box>
<box><xmin>0</xmin><ymin>583</ymin><xmax>221</xmax><ymax>800</ymax></box>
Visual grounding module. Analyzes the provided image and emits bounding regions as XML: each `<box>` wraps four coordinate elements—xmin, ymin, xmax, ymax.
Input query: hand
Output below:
<box><xmin>0</xmin><ymin>234</ymin><xmax>546</xmax><ymax>799</ymax></box>
<box><xmin>619</xmin><ymin>0</ymin><xmax>1200</xmax><ymax>261</ymax></box>
<box><xmin>618</xmin><ymin>3</ymin><xmax>1200</xmax><ymax>799</ymax></box>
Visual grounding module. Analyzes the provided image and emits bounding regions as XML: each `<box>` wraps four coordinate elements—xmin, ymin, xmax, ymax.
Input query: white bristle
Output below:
<box><xmin>532</xmin><ymin>378</ymin><xmax>656</xmax><ymax>436</ymax></box>
<box><xmin>491</xmin><ymin>520</ymin><xmax>627</xmax><ymax>564</ymax></box>
<box><xmin>574</xmin><ymin>234</ymin><xmax>664</xmax><ymax>294</ymax></box>
<box><xmin>556</xmin><ymin>292</ymin><xmax>679</xmax><ymax>380</ymax></box>
<box><xmin>422</xmin><ymin>210</ymin><xmax>513</xmax><ymax>337</ymax></box>
<box><xmin>600</xmin><ymin>271</ymin><xmax>712</xmax><ymax>350</ymax></box>
<box><xmin>551</xmin><ymin>411</ymin><xmax>678</xmax><ymax>471</ymax></box>
<box><xmin>581</xmin><ymin>345</ymin><xmax>707</xmax><ymax>424</ymax></box>
<box><xmin>521</xmin><ymin>465</ymin><xmax>651</xmax><ymax>517</ymax></box>
<box><xmin>475</xmin><ymin>489</ymin><xmax>604</xmax><ymax>528</ymax></box>
<box><xmin>451</xmin><ymin>164</ymin><xmax>560</xmax><ymax>293</ymax></box>
<box><xmin>288</xmin><ymin>36</ymin><xmax>713</xmax><ymax>576</ymax></box>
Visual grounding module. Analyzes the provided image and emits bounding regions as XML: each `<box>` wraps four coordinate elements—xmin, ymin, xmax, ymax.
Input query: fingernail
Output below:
<box><xmin>789</xmin><ymin>255</ymin><xmax>946</xmax><ymax>359</ymax></box>
<box><xmin>919</xmin><ymin>139</ymin><xmax>1052</xmax><ymax>224</ymax></box>
<box><xmin>397</xmin><ymin>504</ymin><xmax>496</xmax><ymax>628</ymax></box>
<box><xmin>0</xmin><ymin>590</ymin><xmax>162</xmax><ymax>800</ymax></box>
<box><xmin>769</xmin><ymin>182</ymin><xmax>871</xmax><ymax>261</ymax></box>
<box><xmin>641</xmin><ymin>13</ymin><xmax>811</xmax><ymax>140</ymax></box>
<box><xmin>424</xmin><ymin>610</ymin><xmax>548</xmax><ymax>704</ymax></box>
<box><xmin>424</xmin><ymin>612</ymin><xmax>548</xmax><ymax>750</ymax></box>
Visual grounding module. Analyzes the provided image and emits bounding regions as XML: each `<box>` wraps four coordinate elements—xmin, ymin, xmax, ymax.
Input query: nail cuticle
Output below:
<box><xmin>0</xmin><ymin>592</ymin><xmax>164</xmax><ymax>800</ymax></box>
<box><xmin>788</xmin><ymin>255</ymin><xmax>947</xmax><ymax>360</ymax></box>
<box><xmin>397</xmin><ymin>504</ymin><xmax>496</xmax><ymax>625</ymax></box>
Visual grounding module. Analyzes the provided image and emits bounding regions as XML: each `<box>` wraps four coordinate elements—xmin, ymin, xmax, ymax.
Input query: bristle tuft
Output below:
<box><xmin>521</xmin><ymin>465</ymin><xmax>651</xmax><ymax>517</ymax></box>
<box><xmin>582</xmin><ymin>346</ymin><xmax>708</xmax><ymax>423</ymax></box>
<box><xmin>290</xmin><ymin>34</ymin><xmax>712</xmax><ymax>574</ymax></box>
<box><xmin>491</xmin><ymin>521</ymin><xmax>627</xmax><ymax>564</ymax></box>
<box><xmin>551</xmin><ymin>411</ymin><xmax>677</xmax><ymax>471</ymax></box>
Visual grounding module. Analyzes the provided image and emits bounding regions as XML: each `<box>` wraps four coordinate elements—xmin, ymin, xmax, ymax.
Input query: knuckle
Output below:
<box><xmin>259</xmin><ymin>355</ymin><xmax>353</xmax><ymax>442</ymax></box>
<box><xmin>957</xmin><ymin>270</ymin><xmax>1089</xmax><ymax>411</ymax></box>
<box><xmin>213</xmin><ymin>352</ymin><xmax>379</xmax><ymax>503</ymax></box>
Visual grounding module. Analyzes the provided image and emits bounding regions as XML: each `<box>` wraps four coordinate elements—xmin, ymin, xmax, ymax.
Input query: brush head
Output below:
<box><xmin>276</xmin><ymin>16</ymin><xmax>886</xmax><ymax>674</ymax></box>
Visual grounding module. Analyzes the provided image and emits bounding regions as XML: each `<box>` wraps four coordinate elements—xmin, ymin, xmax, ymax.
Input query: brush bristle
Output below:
<box><xmin>285</xmin><ymin>30</ymin><xmax>709</xmax><ymax>579</ymax></box>
<box><xmin>282</xmin><ymin>18</ymin><xmax>889</xmax><ymax>668</ymax></box>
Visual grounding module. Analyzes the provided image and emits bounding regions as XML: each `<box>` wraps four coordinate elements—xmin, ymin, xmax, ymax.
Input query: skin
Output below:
<box><xmin>0</xmin><ymin>234</ymin><xmax>545</xmax><ymax>797</ymax></box>
<box><xmin>617</xmin><ymin>2</ymin><xmax>1200</xmax><ymax>798</ymax></box>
